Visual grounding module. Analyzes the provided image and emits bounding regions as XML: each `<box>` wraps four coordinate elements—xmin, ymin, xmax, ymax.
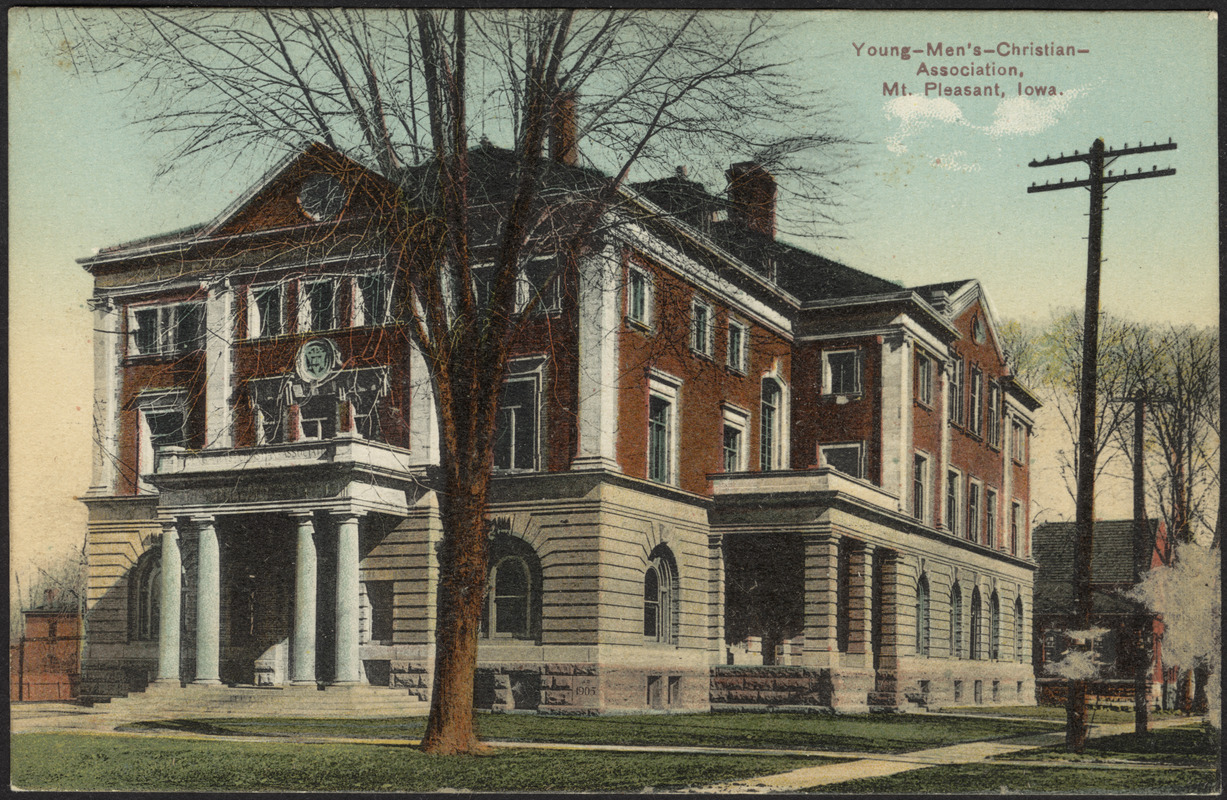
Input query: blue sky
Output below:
<box><xmin>8</xmin><ymin>10</ymin><xmax>1218</xmax><ymax>581</ymax></box>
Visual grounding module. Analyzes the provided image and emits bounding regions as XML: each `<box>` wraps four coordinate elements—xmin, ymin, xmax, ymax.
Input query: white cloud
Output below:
<box><xmin>883</xmin><ymin>86</ymin><xmax>1089</xmax><ymax>164</ymax></box>
<box><xmin>985</xmin><ymin>90</ymin><xmax>1082</xmax><ymax>138</ymax></box>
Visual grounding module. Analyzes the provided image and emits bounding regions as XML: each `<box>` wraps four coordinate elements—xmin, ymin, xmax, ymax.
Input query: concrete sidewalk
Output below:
<box><xmin>11</xmin><ymin>702</ymin><xmax>1207</xmax><ymax>794</ymax></box>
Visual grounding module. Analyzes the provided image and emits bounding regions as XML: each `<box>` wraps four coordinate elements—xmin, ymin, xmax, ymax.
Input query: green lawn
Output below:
<box><xmin>804</xmin><ymin>763</ymin><xmax>1219</xmax><ymax>794</ymax></box>
<box><xmin>11</xmin><ymin>733</ymin><xmax>828</xmax><ymax>792</ymax></box>
<box><xmin>997</xmin><ymin>722</ymin><xmax>1220</xmax><ymax>766</ymax></box>
<box><xmin>943</xmin><ymin>704</ymin><xmax>1186</xmax><ymax>725</ymax></box>
<box><xmin>120</xmin><ymin>711</ymin><xmax>1061</xmax><ymax>753</ymax></box>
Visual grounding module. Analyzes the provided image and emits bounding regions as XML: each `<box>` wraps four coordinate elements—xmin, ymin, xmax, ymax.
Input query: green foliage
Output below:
<box><xmin>997</xmin><ymin>722</ymin><xmax>1219</xmax><ymax>765</ymax></box>
<box><xmin>10</xmin><ymin>734</ymin><xmax>822</xmax><ymax>792</ymax></box>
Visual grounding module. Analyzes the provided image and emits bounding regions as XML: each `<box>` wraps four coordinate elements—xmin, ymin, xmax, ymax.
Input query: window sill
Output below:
<box><xmin>690</xmin><ymin>348</ymin><xmax>714</xmax><ymax>361</ymax></box>
<box><xmin>914</xmin><ymin>399</ymin><xmax>935</xmax><ymax>411</ymax></box>
<box><xmin>821</xmin><ymin>393</ymin><xmax>863</xmax><ymax>404</ymax></box>
<box><xmin>625</xmin><ymin>317</ymin><xmax>652</xmax><ymax>333</ymax></box>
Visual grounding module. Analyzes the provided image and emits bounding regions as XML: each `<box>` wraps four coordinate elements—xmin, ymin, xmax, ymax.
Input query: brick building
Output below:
<box><xmin>11</xmin><ymin>592</ymin><xmax>82</xmax><ymax>702</ymax></box>
<box><xmin>1032</xmin><ymin>519</ymin><xmax>1171</xmax><ymax>707</ymax></box>
<box><xmin>79</xmin><ymin>122</ymin><xmax>1039</xmax><ymax>712</ymax></box>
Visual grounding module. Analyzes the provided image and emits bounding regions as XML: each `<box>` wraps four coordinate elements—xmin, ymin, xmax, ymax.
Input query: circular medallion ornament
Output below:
<box><xmin>297</xmin><ymin>174</ymin><xmax>347</xmax><ymax>221</ymax></box>
<box><xmin>972</xmin><ymin>317</ymin><xmax>986</xmax><ymax>344</ymax></box>
<box><xmin>296</xmin><ymin>338</ymin><xmax>341</xmax><ymax>383</ymax></box>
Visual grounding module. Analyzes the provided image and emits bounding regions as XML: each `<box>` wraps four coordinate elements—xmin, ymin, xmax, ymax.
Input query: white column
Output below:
<box><xmin>193</xmin><ymin>516</ymin><xmax>221</xmax><ymax>684</ymax></box>
<box><xmin>407</xmin><ymin>340</ymin><xmax>439</xmax><ymax>466</ymax></box>
<box><xmin>204</xmin><ymin>280</ymin><xmax>234</xmax><ymax>448</ymax></box>
<box><xmin>879</xmin><ymin>333</ymin><xmax>910</xmax><ymax>506</ymax></box>
<box><xmin>156</xmin><ymin>520</ymin><xmax>182</xmax><ymax>683</ymax></box>
<box><xmin>87</xmin><ymin>297</ymin><xmax>121</xmax><ymax>495</ymax></box>
<box><xmin>333</xmin><ymin>512</ymin><xmax>363</xmax><ymax>683</ymax></box>
<box><xmin>939</xmin><ymin>358</ymin><xmax>954</xmax><ymax>531</ymax></box>
<box><xmin>291</xmin><ymin>512</ymin><xmax>318</xmax><ymax>684</ymax></box>
<box><xmin>572</xmin><ymin>243</ymin><xmax>621</xmax><ymax>471</ymax></box>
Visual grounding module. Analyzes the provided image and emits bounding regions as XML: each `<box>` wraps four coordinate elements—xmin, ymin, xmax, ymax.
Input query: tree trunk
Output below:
<box><xmin>420</xmin><ymin>474</ymin><xmax>493</xmax><ymax>755</ymax></box>
<box><xmin>1133</xmin><ymin>618</ymin><xmax>1152</xmax><ymax>735</ymax></box>
<box><xmin>1066</xmin><ymin>677</ymin><xmax>1090</xmax><ymax>751</ymax></box>
<box><xmin>1193</xmin><ymin>663</ymin><xmax>1210</xmax><ymax>714</ymax></box>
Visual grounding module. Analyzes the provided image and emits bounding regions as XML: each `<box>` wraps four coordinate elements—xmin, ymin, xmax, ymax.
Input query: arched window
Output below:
<box><xmin>483</xmin><ymin>536</ymin><xmax>542</xmax><ymax>642</ymax></box>
<box><xmin>916</xmin><ymin>574</ymin><xmax>931</xmax><ymax>656</ymax></box>
<box><xmin>989</xmin><ymin>592</ymin><xmax>1001</xmax><ymax>660</ymax></box>
<box><xmin>760</xmin><ymin>379</ymin><xmax>783</xmax><ymax>470</ymax></box>
<box><xmin>1014</xmin><ymin>597</ymin><xmax>1025</xmax><ymax>662</ymax></box>
<box><xmin>129</xmin><ymin>553</ymin><xmax>161</xmax><ymax>641</ymax></box>
<box><xmin>970</xmin><ymin>587</ymin><xmax>983</xmax><ymax>660</ymax></box>
<box><xmin>644</xmin><ymin>546</ymin><xmax>678</xmax><ymax>644</ymax></box>
<box><xmin>950</xmin><ymin>582</ymin><xmax>963</xmax><ymax>658</ymax></box>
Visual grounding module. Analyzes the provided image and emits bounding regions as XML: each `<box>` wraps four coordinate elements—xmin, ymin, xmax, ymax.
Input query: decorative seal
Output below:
<box><xmin>296</xmin><ymin>338</ymin><xmax>342</xmax><ymax>384</ymax></box>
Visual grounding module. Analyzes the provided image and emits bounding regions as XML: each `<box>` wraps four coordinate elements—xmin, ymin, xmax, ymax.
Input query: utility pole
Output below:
<box><xmin>1028</xmin><ymin>137</ymin><xmax>1176</xmax><ymax>752</ymax></box>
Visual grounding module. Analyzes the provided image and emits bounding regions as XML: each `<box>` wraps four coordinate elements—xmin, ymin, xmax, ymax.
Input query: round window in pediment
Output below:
<box><xmin>297</xmin><ymin>174</ymin><xmax>347</xmax><ymax>222</ymax></box>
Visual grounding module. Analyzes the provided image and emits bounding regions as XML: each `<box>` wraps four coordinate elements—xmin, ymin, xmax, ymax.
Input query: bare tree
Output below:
<box><xmin>1010</xmin><ymin>309</ymin><xmax>1150</xmax><ymax>504</ymax></box>
<box><xmin>50</xmin><ymin>8</ymin><xmax>855</xmax><ymax>753</ymax></box>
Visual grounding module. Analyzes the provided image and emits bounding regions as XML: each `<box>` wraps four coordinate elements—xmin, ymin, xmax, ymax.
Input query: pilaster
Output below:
<box><xmin>204</xmin><ymin>280</ymin><xmax>234</xmax><ymax>448</ymax></box>
<box><xmin>801</xmin><ymin>532</ymin><xmax>840</xmax><ymax>666</ymax></box>
<box><xmin>572</xmin><ymin>242</ymin><xmax>622</xmax><ymax>471</ymax></box>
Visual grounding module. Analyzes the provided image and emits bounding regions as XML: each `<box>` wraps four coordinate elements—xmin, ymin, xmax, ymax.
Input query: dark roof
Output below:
<box><xmin>1032</xmin><ymin>519</ymin><xmax>1161</xmax><ymax>615</ymax></box>
<box><xmin>630</xmin><ymin>173</ymin><xmax>900</xmax><ymax>300</ymax></box>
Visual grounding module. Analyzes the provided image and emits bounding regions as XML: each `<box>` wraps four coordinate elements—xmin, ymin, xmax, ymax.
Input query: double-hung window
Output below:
<box><xmin>690</xmin><ymin>299</ymin><xmax>714</xmax><ymax>357</ymax></box>
<box><xmin>985</xmin><ymin>489</ymin><xmax>998</xmax><ymax>548</ymax></box>
<box><xmin>727</xmin><ymin>319</ymin><xmax>748</xmax><ymax>373</ymax></box>
<box><xmin>137</xmin><ymin>389</ymin><xmax>188</xmax><ymax>490</ymax></box>
<box><xmin>824</xmin><ymin>349</ymin><xmax>861</xmax><ymax>396</ymax></box>
<box><xmin>130</xmin><ymin>302</ymin><xmax>205</xmax><ymax>356</ymax></box>
<box><xmin>969</xmin><ymin>367</ymin><xmax>984</xmax><ymax>436</ymax></box>
<box><xmin>647</xmin><ymin>373</ymin><xmax>681</xmax><ymax>485</ymax></box>
<box><xmin>1011</xmin><ymin>501</ymin><xmax>1023</xmax><ymax>556</ymax></box>
<box><xmin>760</xmin><ymin>379</ymin><xmax>783</xmax><ymax>471</ymax></box>
<box><xmin>721</xmin><ymin>405</ymin><xmax>749</xmax><ymax>473</ymax></box>
<box><xmin>249</xmin><ymin>284</ymin><xmax>285</xmax><ymax>339</ymax></box>
<box><xmin>916</xmin><ymin>351</ymin><xmax>933</xmax><ymax>406</ymax></box>
<box><xmin>1011</xmin><ymin>421</ymin><xmax>1028</xmax><ymax>464</ymax></box>
<box><xmin>949</xmin><ymin>358</ymin><xmax>965</xmax><ymax>425</ymax></box>
<box><xmin>987</xmin><ymin>383</ymin><xmax>1003</xmax><ymax>447</ymax></box>
<box><xmin>301</xmin><ymin>279</ymin><xmax>336</xmax><ymax>332</ymax></box>
<box><xmin>355</xmin><ymin>273</ymin><xmax>389</xmax><ymax>327</ymax></box>
<box><xmin>494</xmin><ymin>370</ymin><xmax>541</xmax><ymax>471</ymax></box>
<box><xmin>967</xmin><ymin>481</ymin><xmax>982</xmax><ymax>543</ymax></box>
<box><xmin>820</xmin><ymin>442</ymin><xmax>864</xmax><ymax>478</ymax></box>
<box><xmin>913</xmin><ymin>453</ymin><xmax>930</xmax><ymax>523</ymax></box>
<box><xmin>517</xmin><ymin>257</ymin><xmax>562</xmax><ymax>314</ymax></box>
<box><xmin>627</xmin><ymin>266</ymin><xmax>652</xmax><ymax>327</ymax></box>
<box><xmin>946</xmin><ymin>470</ymin><xmax>962</xmax><ymax>535</ymax></box>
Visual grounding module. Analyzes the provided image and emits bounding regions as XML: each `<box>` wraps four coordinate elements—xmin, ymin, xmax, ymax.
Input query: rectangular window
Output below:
<box><xmin>627</xmin><ymin>266</ymin><xmax>652</xmax><ymax>326</ymax></box>
<box><xmin>517</xmin><ymin>257</ymin><xmax>562</xmax><ymax>314</ymax></box>
<box><xmin>691</xmin><ymin>299</ymin><xmax>714</xmax><ymax>357</ymax></box>
<box><xmin>916</xmin><ymin>351</ymin><xmax>933</xmax><ymax>406</ymax></box>
<box><xmin>303</xmin><ymin>279</ymin><xmax>336</xmax><ymax>332</ymax></box>
<box><xmin>493</xmin><ymin>377</ymin><xmax>539</xmax><ymax>471</ymax></box>
<box><xmin>146</xmin><ymin>409</ymin><xmax>187</xmax><ymax>449</ymax></box>
<box><xmin>967</xmin><ymin>481</ymin><xmax>981</xmax><ymax>543</ymax></box>
<box><xmin>723</xmin><ymin>425</ymin><xmax>742</xmax><ymax>473</ymax></box>
<box><xmin>299</xmin><ymin>394</ymin><xmax>337</xmax><ymax>441</ymax></box>
<box><xmin>949</xmin><ymin>359</ymin><xmax>965</xmax><ymax>425</ymax></box>
<box><xmin>356</xmin><ymin>273</ymin><xmax>388</xmax><ymax>327</ymax></box>
<box><xmin>969</xmin><ymin>367</ymin><xmax>984</xmax><ymax>435</ymax></box>
<box><xmin>1011</xmin><ymin>421</ymin><xmax>1028</xmax><ymax>464</ymax></box>
<box><xmin>251</xmin><ymin>285</ymin><xmax>284</xmax><ymax>339</ymax></box>
<box><xmin>946</xmin><ymin>470</ymin><xmax>961</xmax><ymax>535</ymax></box>
<box><xmin>760</xmin><ymin>379</ymin><xmax>782</xmax><ymax>471</ymax></box>
<box><xmin>823</xmin><ymin>349</ymin><xmax>861</xmax><ymax>396</ymax></box>
<box><xmin>727</xmin><ymin>320</ymin><xmax>748</xmax><ymax>373</ymax></box>
<box><xmin>648</xmin><ymin>395</ymin><xmax>673</xmax><ymax>483</ymax></box>
<box><xmin>986</xmin><ymin>489</ymin><xmax>998</xmax><ymax>549</ymax></box>
<box><xmin>1011</xmin><ymin>502</ymin><xmax>1023</xmax><ymax>556</ymax></box>
<box><xmin>365</xmin><ymin>581</ymin><xmax>394</xmax><ymax>643</ymax></box>
<box><xmin>988</xmin><ymin>383</ymin><xmax>1003</xmax><ymax>447</ymax></box>
<box><xmin>913</xmin><ymin>453</ymin><xmax>929</xmax><ymax>522</ymax></box>
<box><xmin>130</xmin><ymin>302</ymin><xmax>205</xmax><ymax>356</ymax></box>
<box><xmin>820</xmin><ymin>443</ymin><xmax>863</xmax><ymax>478</ymax></box>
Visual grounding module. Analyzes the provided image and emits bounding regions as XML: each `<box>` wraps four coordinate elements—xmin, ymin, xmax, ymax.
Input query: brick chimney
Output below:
<box><xmin>726</xmin><ymin>161</ymin><xmax>776</xmax><ymax>238</ymax></box>
<box><xmin>549</xmin><ymin>91</ymin><xmax>579</xmax><ymax>167</ymax></box>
